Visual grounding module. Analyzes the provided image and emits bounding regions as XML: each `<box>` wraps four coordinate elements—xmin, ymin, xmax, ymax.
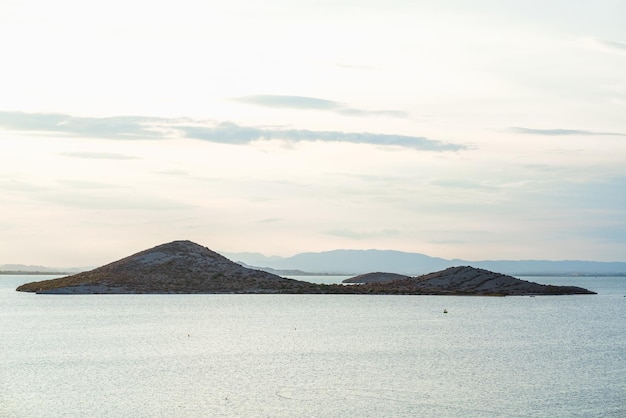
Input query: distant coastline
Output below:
<box><xmin>0</xmin><ymin>271</ymin><xmax>71</xmax><ymax>275</ymax></box>
<box><xmin>514</xmin><ymin>273</ymin><xmax>626</xmax><ymax>277</ymax></box>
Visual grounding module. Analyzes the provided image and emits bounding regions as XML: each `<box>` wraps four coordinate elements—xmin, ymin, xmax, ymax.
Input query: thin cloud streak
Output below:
<box><xmin>234</xmin><ymin>95</ymin><xmax>338</xmax><ymax>110</ymax></box>
<box><xmin>600</xmin><ymin>39</ymin><xmax>626</xmax><ymax>53</ymax></box>
<box><xmin>336</xmin><ymin>63</ymin><xmax>378</xmax><ymax>70</ymax></box>
<box><xmin>61</xmin><ymin>152</ymin><xmax>139</xmax><ymax>160</ymax></box>
<box><xmin>0</xmin><ymin>111</ymin><xmax>464</xmax><ymax>151</ymax></box>
<box><xmin>41</xmin><ymin>192</ymin><xmax>193</xmax><ymax>211</ymax></box>
<box><xmin>508</xmin><ymin>127</ymin><xmax>626</xmax><ymax>136</ymax></box>
<box><xmin>0</xmin><ymin>111</ymin><xmax>168</xmax><ymax>139</ymax></box>
<box><xmin>258</xmin><ymin>218</ymin><xmax>283</xmax><ymax>224</ymax></box>
<box><xmin>182</xmin><ymin>122</ymin><xmax>464</xmax><ymax>151</ymax></box>
<box><xmin>57</xmin><ymin>179</ymin><xmax>121</xmax><ymax>189</ymax></box>
<box><xmin>324</xmin><ymin>228</ymin><xmax>400</xmax><ymax>239</ymax></box>
<box><xmin>156</xmin><ymin>169</ymin><xmax>190</xmax><ymax>176</ymax></box>
<box><xmin>586</xmin><ymin>38</ymin><xmax>626</xmax><ymax>55</ymax></box>
<box><xmin>233</xmin><ymin>94</ymin><xmax>408</xmax><ymax>118</ymax></box>
<box><xmin>430</xmin><ymin>179</ymin><xmax>496</xmax><ymax>190</ymax></box>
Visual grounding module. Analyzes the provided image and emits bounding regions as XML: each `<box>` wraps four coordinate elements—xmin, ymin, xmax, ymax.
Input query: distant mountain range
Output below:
<box><xmin>0</xmin><ymin>264</ymin><xmax>87</xmax><ymax>274</ymax></box>
<box><xmin>4</xmin><ymin>249</ymin><xmax>626</xmax><ymax>277</ymax></box>
<box><xmin>223</xmin><ymin>249</ymin><xmax>626</xmax><ymax>276</ymax></box>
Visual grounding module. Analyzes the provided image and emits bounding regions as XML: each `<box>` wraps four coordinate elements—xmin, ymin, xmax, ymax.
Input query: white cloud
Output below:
<box><xmin>234</xmin><ymin>94</ymin><xmax>407</xmax><ymax>118</ymax></box>
<box><xmin>182</xmin><ymin>122</ymin><xmax>464</xmax><ymax>151</ymax></box>
<box><xmin>508</xmin><ymin>127</ymin><xmax>626</xmax><ymax>136</ymax></box>
<box><xmin>324</xmin><ymin>228</ymin><xmax>400</xmax><ymax>239</ymax></box>
<box><xmin>584</xmin><ymin>38</ymin><xmax>626</xmax><ymax>55</ymax></box>
<box><xmin>0</xmin><ymin>111</ymin><xmax>464</xmax><ymax>151</ymax></box>
<box><xmin>61</xmin><ymin>152</ymin><xmax>139</xmax><ymax>160</ymax></box>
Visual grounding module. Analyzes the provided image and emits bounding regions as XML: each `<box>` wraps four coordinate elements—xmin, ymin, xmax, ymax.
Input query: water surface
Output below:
<box><xmin>1</xmin><ymin>275</ymin><xmax>624</xmax><ymax>417</ymax></box>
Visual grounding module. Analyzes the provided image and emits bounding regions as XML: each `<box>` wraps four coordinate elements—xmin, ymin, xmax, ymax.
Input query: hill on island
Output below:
<box><xmin>344</xmin><ymin>266</ymin><xmax>595</xmax><ymax>295</ymax></box>
<box><xmin>16</xmin><ymin>241</ymin><xmax>327</xmax><ymax>294</ymax></box>
<box><xmin>16</xmin><ymin>240</ymin><xmax>595</xmax><ymax>295</ymax></box>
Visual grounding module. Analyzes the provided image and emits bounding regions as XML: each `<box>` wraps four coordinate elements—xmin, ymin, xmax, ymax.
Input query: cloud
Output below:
<box><xmin>336</xmin><ymin>108</ymin><xmax>408</xmax><ymax>118</ymax></box>
<box><xmin>599</xmin><ymin>40</ymin><xmax>626</xmax><ymax>53</ymax></box>
<box><xmin>156</xmin><ymin>169</ymin><xmax>190</xmax><ymax>176</ymax></box>
<box><xmin>234</xmin><ymin>95</ymin><xmax>338</xmax><ymax>110</ymax></box>
<box><xmin>57</xmin><ymin>179</ymin><xmax>120</xmax><ymax>189</ymax></box>
<box><xmin>258</xmin><ymin>218</ymin><xmax>283</xmax><ymax>224</ymax></box>
<box><xmin>182</xmin><ymin>121</ymin><xmax>465</xmax><ymax>151</ymax></box>
<box><xmin>336</xmin><ymin>63</ymin><xmax>377</xmax><ymax>70</ymax></box>
<box><xmin>181</xmin><ymin>122</ymin><xmax>263</xmax><ymax>144</ymax></box>
<box><xmin>430</xmin><ymin>179</ymin><xmax>495</xmax><ymax>190</ymax></box>
<box><xmin>42</xmin><ymin>192</ymin><xmax>192</xmax><ymax>211</ymax></box>
<box><xmin>0</xmin><ymin>178</ymin><xmax>46</xmax><ymax>193</ymax></box>
<box><xmin>585</xmin><ymin>38</ymin><xmax>626</xmax><ymax>55</ymax></box>
<box><xmin>428</xmin><ymin>239</ymin><xmax>468</xmax><ymax>244</ymax></box>
<box><xmin>324</xmin><ymin>228</ymin><xmax>399</xmax><ymax>239</ymax></box>
<box><xmin>508</xmin><ymin>127</ymin><xmax>626</xmax><ymax>136</ymax></box>
<box><xmin>0</xmin><ymin>111</ymin><xmax>465</xmax><ymax>151</ymax></box>
<box><xmin>61</xmin><ymin>152</ymin><xmax>139</xmax><ymax>160</ymax></box>
<box><xmin>0</xmin><ymin>111</ymin><xmax>168</xmax><ymax>139</ymax></box>
<box><xmin>579</xmin><ymin>225</ymin><xmax>626</xmax><ymax>244</ymax></box>
<box><xmin>233</xmin><ymin>94</ymin><xmax>408</xmax><ymax>118</ymax></box>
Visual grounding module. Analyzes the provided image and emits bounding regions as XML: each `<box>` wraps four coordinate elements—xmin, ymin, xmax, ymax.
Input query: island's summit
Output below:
<box><xmin>16</xmin><ymin>240</ymin><xmax>326</xmax><ymax>294</ymax></box>
<box><xmin>16</xmin><ymin>241</ymin><xmax>596</xmax><ymax>295</ymax></box>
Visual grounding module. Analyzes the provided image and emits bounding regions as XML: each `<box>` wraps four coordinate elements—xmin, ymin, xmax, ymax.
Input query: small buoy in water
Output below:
<box><xmin>443</xmin><ymin>309</ymin><xmax>448</xmax><ymax>314</ymax></box>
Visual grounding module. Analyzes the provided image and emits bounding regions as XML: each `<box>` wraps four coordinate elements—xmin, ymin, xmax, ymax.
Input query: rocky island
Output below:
<box><xmin>16</xmin><ymin>241</ymin><xmax>329</xmax><ymax>294</ymax></box>
<box><xmin>16</xmin><ymin>240</ymin><xmax>595</xmax><ymax>295</ymax></box>
<box><xmin>343</xmin><ymin>266</ymin><xmax>596</xmax><ymax>295</ymax></box>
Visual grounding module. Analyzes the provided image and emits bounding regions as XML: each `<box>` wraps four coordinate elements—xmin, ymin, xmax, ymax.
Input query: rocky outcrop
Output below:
<box><xmin>346</xmin><ymin>266</ymin><xmax>596</xmax><ymax>295</ymax></box>
<box><xmin>343</xmin><ymin>272</ymin><xmax>410</xmax><ymax>284</ymax></box>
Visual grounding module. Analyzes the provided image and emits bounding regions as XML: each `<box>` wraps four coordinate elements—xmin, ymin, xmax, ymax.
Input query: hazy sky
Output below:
<box><xmin>2</xmin><ymin>0</ymin><xmax>625</xmax><ymax>266</ymax></box>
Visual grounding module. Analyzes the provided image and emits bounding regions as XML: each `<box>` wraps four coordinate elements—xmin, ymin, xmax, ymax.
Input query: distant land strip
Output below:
<box><xmin>1</xmin><ymin>271</ymin><xmax>71</xmax><ymax>275</ymax></box>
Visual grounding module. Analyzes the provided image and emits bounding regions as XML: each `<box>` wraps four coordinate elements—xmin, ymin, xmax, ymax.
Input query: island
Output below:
<box><xmin>343</xmin><ymin>266</ymin><xmax>596</xmax><ymax>295</ymax></box>
<box><xmin>16</xmin><ymin>240</ymin><xmax>595</xmax><ymax>295</ymax></box>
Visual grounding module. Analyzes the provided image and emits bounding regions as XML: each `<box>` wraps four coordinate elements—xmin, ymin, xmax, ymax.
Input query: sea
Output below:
<box><xmin>1</xmin><ymin>274</ymin><xmax>624</xmax><ymax>417</ymax></box>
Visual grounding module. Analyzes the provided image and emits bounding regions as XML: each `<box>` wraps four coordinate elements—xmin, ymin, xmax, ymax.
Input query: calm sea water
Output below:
<box><xmin>1</xmin><ymin>275</ymin><xmax>625</xmax><ymax>417</ymax></box>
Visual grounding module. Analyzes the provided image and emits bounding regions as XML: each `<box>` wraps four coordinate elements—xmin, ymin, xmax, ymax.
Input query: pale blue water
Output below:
<box><xmin>1</xmin><ymin>275</ymin><xmax>625</xmax><ymax>417</ymax></box>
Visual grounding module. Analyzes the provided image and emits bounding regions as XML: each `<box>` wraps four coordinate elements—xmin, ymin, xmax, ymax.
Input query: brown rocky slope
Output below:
<box><xmin>16</xmin><ymin>240</ymin><xmax>331</xmax><ymax>294</ymax></box>
<box><xmin>344</xmin><ymin>266</ymin><xmax>596</xmax><ymax>295</ymax></box>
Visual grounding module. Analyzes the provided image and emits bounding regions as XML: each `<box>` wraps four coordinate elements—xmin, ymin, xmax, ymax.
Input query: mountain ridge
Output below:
<box><xmin>0</xmin><ymin>264</ymin><xmax>87</xmax><ymax>274</ymax></box>
<box><xmin>7</xmin><ymin>249</ymin><xmax>626</xmax><ymax>277</ymax></box>
<box><xmin>224</xmin><ymin>249</ymin><xmax>626</xmax><ymax>275</ymax></box>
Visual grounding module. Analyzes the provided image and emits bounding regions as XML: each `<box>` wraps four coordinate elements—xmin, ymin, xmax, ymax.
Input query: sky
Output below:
<box><xmin>1</xmin><ymin>0</ymin><xmax>626</xmax><ymax>267</ymax></box>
